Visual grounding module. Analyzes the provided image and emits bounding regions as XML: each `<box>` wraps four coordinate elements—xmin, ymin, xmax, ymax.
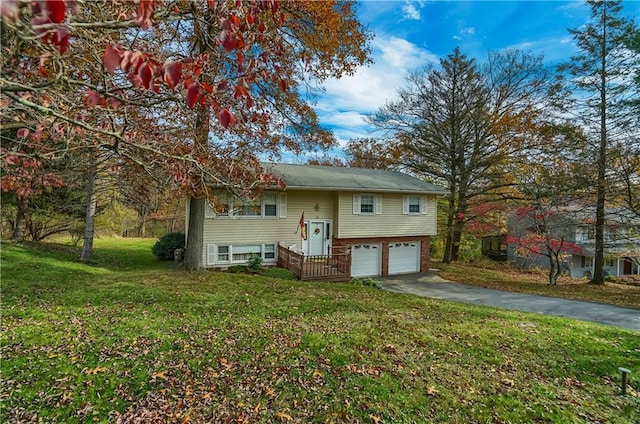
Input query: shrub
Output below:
<box><xmin>151</xmin><ymin>232</ymin><xmax>185</xmax><ymax>260</ymax></box>
<box><xmin>351</xmin><ymin>277</ymin><xmax>382</xmax><ymax>289</ymax></box>
<box><xmin>262</xmin><ymin>267</ymin><xmax>298</xmax><ymax>280</ymax></box>
<box><xmin>246</xmin><ymin>254</ymin><xmax>263</xmax><ymax>272</ymax></box>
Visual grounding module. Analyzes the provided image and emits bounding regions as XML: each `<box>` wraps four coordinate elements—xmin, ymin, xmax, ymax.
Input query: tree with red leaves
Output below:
<box><xmin>1</xmin><ymin>0</ymin><xmax>371</xmax><ymax>267</ymax></box>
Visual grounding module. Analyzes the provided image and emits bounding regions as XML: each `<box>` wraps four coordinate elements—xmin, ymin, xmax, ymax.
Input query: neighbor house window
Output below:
<box><xmin>403</xmin><ymin>196</ymin><xmax>427</xmax><ymax>215</ymax></box>
<box><xmin>581</xmin><ymin>256</ymin><xmax>594</xmax><ymax>268</ymax></box>
<box><xmin>353</xmin><ymin>194</ymin><xmax>382</xmax><ymax>215</ymax></box>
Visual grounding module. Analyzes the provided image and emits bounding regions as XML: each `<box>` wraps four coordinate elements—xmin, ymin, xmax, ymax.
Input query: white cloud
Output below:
<box><xmin>314</xmin><ymin>34</ymin><xmax>438</xmax><ymax>145</ymax></box>
<box><xmin>402</xmin><ymin>2</ymin><xmax>421</xmax><ymax>20</ymax></box>
<box><xmin>453</xmin><ymin>26</ymin><xmax>476</xmax><ymax>41</ymax></box>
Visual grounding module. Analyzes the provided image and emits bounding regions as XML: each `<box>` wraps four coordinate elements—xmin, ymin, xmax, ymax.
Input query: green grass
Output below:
<box><xmin>2</xmin><ymin>239</ymin><xmax>639</xmax><ymax>423</ymax></box>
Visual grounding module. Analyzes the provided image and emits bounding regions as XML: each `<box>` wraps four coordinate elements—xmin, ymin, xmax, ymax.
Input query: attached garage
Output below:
<box><xmin>388</xmin><ymin>241</ymin><xmax>420</xmax><ymax>275</ymax></box>
<box><xmin>351</xmin><ymin>244</ymin><xmax>381</xmax><ymax>277</ymax></box>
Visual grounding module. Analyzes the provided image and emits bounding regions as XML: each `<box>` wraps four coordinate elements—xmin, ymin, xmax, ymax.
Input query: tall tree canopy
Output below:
<box><xmin>558</xmin><ymin>0</ymin><xmax>639</xmax><ymax>284</ymax></box>
<box><xmin>1</xmin><ymin>0</ymin><xmax>371</xmax><ymax>267</ymax></box>
<box><xmin>370</xmin><ymin>48</ymin><xmax>554</xmax><ymax>262</ymax></box>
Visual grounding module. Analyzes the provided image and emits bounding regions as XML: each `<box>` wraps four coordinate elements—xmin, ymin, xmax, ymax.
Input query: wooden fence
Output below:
<box><xmin>277</xmin><ymin>244</ymin><xmax>351</xmax><ymax>281</ymax></box>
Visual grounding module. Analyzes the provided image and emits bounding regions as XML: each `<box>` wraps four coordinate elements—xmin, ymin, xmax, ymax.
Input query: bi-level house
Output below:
<box><xmin>190</xmin><ymin>163</ymin><xmax>447</xmax><ymax>280</ymax></box>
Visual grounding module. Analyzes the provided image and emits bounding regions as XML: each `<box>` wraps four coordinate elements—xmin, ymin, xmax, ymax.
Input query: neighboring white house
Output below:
<box><xmin>188</xmin><ymin>163</ymin><xmax>447</xmax><ymax>278</ymax></box>
<box><xmin>482</xmin><ymin>206</ymin><xmax>640</xmax><ymax>278</ymax></box>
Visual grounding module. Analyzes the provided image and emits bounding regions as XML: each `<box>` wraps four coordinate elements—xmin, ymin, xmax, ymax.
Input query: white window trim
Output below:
<box><xmin>207</xmin><ymin>192</ymin><xmax>285</xmax><ymax>219</ymax></box>
<box><xmin>353</xmin><ymin>194</ymin><xmax>382</xmax><ymax>215</ymax></box>
<box><xmin>403</xmin><ymin>195</ymin><xmax>428</xmax><ymax>215</ymax></box>
<box><xmin>207</xmin><ymin>243</ymin><xmax>277</xmax><ymax>265</ymax></box>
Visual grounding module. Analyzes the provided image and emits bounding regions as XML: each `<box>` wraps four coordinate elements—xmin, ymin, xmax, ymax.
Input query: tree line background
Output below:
<box><xmin>2</xmin><ymin>1</ymin><xmax>638</xmax><ymax>284</ymax></box>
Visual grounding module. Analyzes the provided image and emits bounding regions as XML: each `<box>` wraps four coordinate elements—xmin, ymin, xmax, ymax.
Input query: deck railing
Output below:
<box><xmin>277</xmin><ymin>244</ymin><xmax>351</xmax><ymax>281</ymax></box>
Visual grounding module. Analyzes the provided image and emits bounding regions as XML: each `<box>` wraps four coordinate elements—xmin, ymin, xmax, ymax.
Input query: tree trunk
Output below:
<box><xmin>547</xmin><ymin>249</ymin><xmax>561</xmax><ymax>286</ymax></box>
<box><xmin>443</xmin><ymin>202</ymin><xmax>456</xmax><ymax>263</ymax></box>
<box><xmin>79</xmin><ymin>164</ymin><xmax>97</xmax><ymax>263</ymax></box>
<box><xmin>11</xmin><ymin>196</ymin><xmax>27</xmax><ymax>241</ymax></box>
<box><xmin>451</xmin><ymin>221</ymin><xmax>463</xmax><ymax>262</ymax></box>
<box><xmin>591</xmin><ymin>7</ymin><xmax>609</xmax><ymax>285</ymax></box>
<box><xmin>137</xmin><ymin>211</ymin><xmax>147</xmax><ymax>238</ymax></box>
<box><xmin>184</xmin><ymin>196</ymin><xmax>205</xmax><ymax>271</ymax></box>
<box><xmin>182</xmin><ymin>105</ymin><xmax>210</xmax><ymax>271</ymax></box>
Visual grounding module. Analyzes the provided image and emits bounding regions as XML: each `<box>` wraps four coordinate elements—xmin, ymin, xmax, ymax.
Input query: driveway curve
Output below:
<box><xmin>379</xmin><ymin>271</ymin><xmax>640</xmax><ymax>332</ymax></box>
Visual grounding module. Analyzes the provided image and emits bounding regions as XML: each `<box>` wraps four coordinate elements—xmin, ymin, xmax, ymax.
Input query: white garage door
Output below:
<box><xmin>351</xmin><ymin>244</ymin><xmax>381</xmax><ymax>277</ymax></box>
<box><xmin>389</xmin><ymin>242</ymin><xmax>420</xmax><ymax>275</ymax></box>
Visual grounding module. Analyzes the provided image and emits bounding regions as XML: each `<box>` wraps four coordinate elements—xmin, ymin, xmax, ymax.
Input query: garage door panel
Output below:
<box><xmin>351</xmin><ymin>244</ymin><xmax>381</xmax><ymax>277</ymax></box>
<box><xmin>389</xmin><ymin>242</ymin><xmax>420</xmax><ymax>275</ymax></box>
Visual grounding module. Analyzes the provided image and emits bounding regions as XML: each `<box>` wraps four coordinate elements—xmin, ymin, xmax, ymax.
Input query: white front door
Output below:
<box><xmin>308</xmin><ymin>221</ymin><xmax>326</xmax><ymax>255</ymax></box>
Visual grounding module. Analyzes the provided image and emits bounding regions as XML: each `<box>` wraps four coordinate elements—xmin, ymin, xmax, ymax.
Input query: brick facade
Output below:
<box><xmin>333</xmin><ymin>235</ymin><xmax>431</xmax><ymax>276</ymax></box>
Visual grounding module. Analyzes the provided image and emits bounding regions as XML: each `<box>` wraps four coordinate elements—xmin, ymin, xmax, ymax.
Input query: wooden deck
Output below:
<box><xmin>277</xmin><ymin>244</ymin><xmax>351</xmax><ymax>281</ymax></box>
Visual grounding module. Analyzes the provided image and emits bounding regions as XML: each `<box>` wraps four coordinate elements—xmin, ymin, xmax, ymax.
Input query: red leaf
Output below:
<box><xmin>46</xmin><ymin>0</ymin><xmax>65</xmax><ymax>23</ymax></box>
<box><xmin>201</xmin><ymin>82</ymin><xmax>213</xmax><ymax>94</ymax></box>
<box><xmin>163</xmin><ymin>60</ymin><xmax>182</xmax><ymax>89</ymax></box>
<box><xmin>38</xmin><ymin>56</ymin><xmax>49</xmax><ymax>77</ymax></box>
<box><xmin>53</xmin><ymin>27</ymin><xmax>69</xmax><ymax>54</ymax></box>
<box><xmin>217</xmin><ymin>80</ymin><xmax>228</xmax><ymax>91</ymax></box>
<box><xmin>218</xmin><ymin>108</ymin><xmax>236</xmax><ymax>129</ymax></box>
<box><xmin>222</xmin><ymin>32</ymin><xmax>236</xmax><ymax>53</ymax></box>
<box><xmin>138</xmin><ymin>62</ymin><xmax>152</xmax><ymax>89</ymax></box>
<box><xmin>84</xmin><ymin>89</ymin><xmax>105</xmax><ymax>107</ymax></box>
<box><xmin>246</xmin><ymin>14</ymin><xmax>255</xmax><ymax>25</ymax></box>
<box><xmin>136</xmin><ymin>0</ymin><xmax>156</xmax><ymax>30</ymax></box>
<box><xmin>186</xmin><ymin>83</ymin><xmax>200</xmax><ymax>108</ymax></box>
<box><xmin>207</xmin><ymin>0</ymin><xmax>215</xmax><ymax>8</ymax></box>
<box><xmin>229</xmin><ymin>14</ymin><xmax>239</xmax><ymax>27</ymax></box>
<box><xmin>16</xmin><ymin>129</ymin><xmax>29</xmax><ymax>139</ymax></box>
<box><xmin>104</xmin><ymin>44</ymin><xmax>121</xmax><ymax>74</ymax></box>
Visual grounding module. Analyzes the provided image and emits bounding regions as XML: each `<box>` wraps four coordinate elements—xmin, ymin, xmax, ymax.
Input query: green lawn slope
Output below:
<box><xmin>2</xmin><ymin>238</ymin><xmax>639</xmax><ymax>423</ymax></box>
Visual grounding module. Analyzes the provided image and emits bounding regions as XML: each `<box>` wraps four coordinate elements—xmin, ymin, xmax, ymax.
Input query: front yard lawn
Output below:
<box><xmin>2</xmin><ymin>239</ymin><xmax>639</xmax><ymax>423</ymax></box>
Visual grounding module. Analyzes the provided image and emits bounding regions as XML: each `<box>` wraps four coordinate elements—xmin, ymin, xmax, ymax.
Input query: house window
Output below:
<box><xmin>353</xmin><ymin>194</ymin><xmax>382</xmax><ymax>215</ymax></box>
<box><xmin>211</xmin><ymin>192</ymin><xmax>281</xmax><ymax>218</ymax></box>
<box><xmin>209</xmin><ymin>244</ymin><xmax>277</xmax><ymax>265</ymax></box>
<box><xmin>237</xmin><ymin>199</ymin><xmax>262</xmax><ymax>217</ymax></box>
<box><xmin>264</xmin><ymin>244</ymin><xmax>276</xmax><ymax>260</ymax></box>
<box><xmin>581</xmin><ymin>256</ymin><xmax>594</xmax><ymax>268</ymax></box>
<box><xmin>264</xmin><ymin>193</ymin><xmax>277</xmax><ymax>217</ymax></box>
<box><xmin>360</xmin><ymin>195</ymin><xmax>374</xmax><ymax>214</ymax></box>
<box><xmin>232</xmin><ymin>245</ymin><xmax>262</xmax><ymax>261</ymax></box>
<box><xmin>403</xmin><ymin>196</ymin><xmax>426</xmax><ymax>215</ymax></box>
<box><xmin>217</xmin><ymin>245</ymin><xmax>230</xmax><ymax>262</ymax></box>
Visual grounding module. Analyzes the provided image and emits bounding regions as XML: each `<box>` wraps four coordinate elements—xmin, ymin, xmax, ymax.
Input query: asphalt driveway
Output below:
<box><xmin>379</xmin><ymin>271</ymin><xmax>640</xmax><ymax>332</ymax></box>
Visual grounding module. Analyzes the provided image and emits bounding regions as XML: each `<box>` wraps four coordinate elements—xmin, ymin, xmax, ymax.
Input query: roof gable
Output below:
<box><xmin>262</xmin><ymin>163</ymin><xmax>447</xmax><ymax>194</ymax></box>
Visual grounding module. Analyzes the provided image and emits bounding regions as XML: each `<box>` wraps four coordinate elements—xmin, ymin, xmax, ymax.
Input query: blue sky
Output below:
<box><xmin>306</xmin><ymin>0</ymin><xmax>640</xmax><ymax>159</ymax></box>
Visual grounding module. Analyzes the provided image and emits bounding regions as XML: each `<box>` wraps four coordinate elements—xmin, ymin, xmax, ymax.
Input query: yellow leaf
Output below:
<box><xmin>275</xmin><ymin>411</ymin><xmax>292</xmax><ymax>421</ymax></box>
<box><xmin>312</xmin><ymin>370</ymin><xmax>323</xmax><ymax>380</ymax></box>
<box><xmin>83</xmin><ymin>366</ymin><xmax>108</xmax><ymax>375</ymax></box>
<box><xmin>152</xmin><ymin>370</ymin><xmax>167</xmax><ymax>380</ymax></box>
<box><xmin>501</xmin><ymin>378</ymin><xmax>515</xmax><ymax>387</ymax></box>
<box><xmin>369</xmin><ymin>414</ymin><xmax>383</xmax><ymax>423</ymax></box>
<box><xmin>426</xmin><ymin>386</ymin><xmax>440</xmax><ymax>396</ymax></box>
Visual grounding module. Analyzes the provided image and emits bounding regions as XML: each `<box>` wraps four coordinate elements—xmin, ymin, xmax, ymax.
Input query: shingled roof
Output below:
<box><xmin>262</xmin><ymin>163</ymin><xmax>447</xmax><ymax>194</ymax></box>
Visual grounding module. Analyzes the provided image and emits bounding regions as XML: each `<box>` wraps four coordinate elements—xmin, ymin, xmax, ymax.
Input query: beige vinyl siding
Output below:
<box><xmin>201</xmin><ymin>190</ymin><xmax>335</xmax><ymax>264</ymax></box>
<box><xmin>336</xmin><ymin>192</ymin><xmax>437</xmax><ymax>239</ymax></box>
